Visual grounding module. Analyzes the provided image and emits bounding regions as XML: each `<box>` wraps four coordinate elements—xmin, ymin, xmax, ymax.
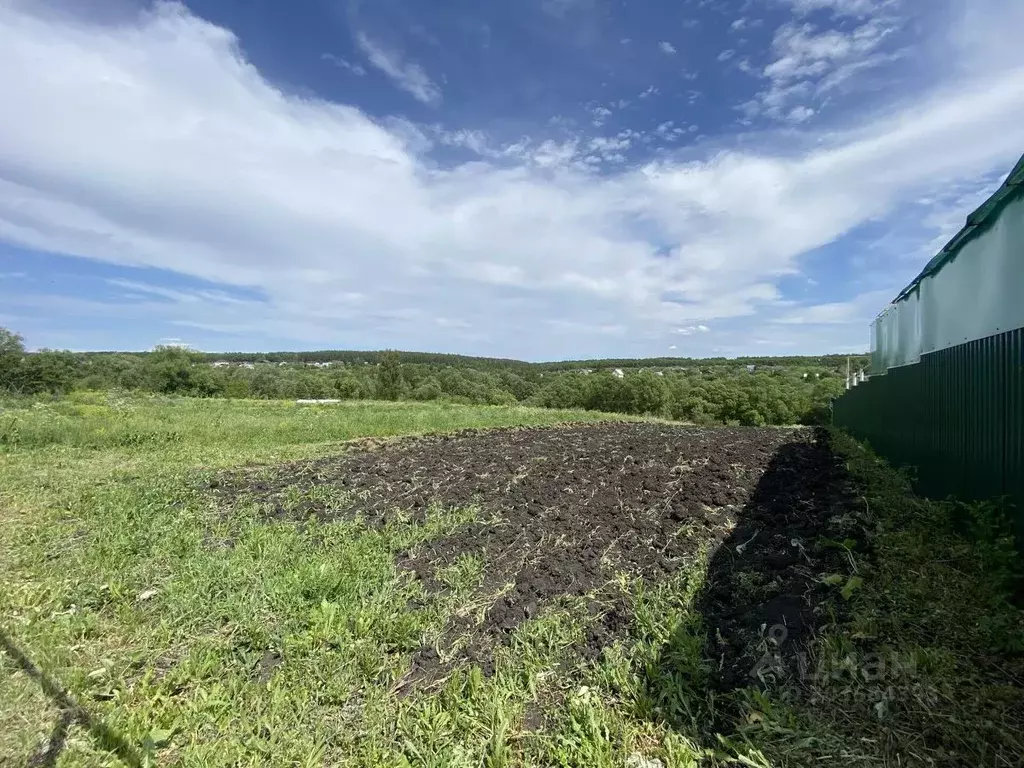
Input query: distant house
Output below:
<box><xmin>211</xmin><ymin>361</ymin><xmax>230</xmax><ymax>368</ymax></box>
<box><xmin>612</xmin><ymin>368</ymin><xmax>625</xmax><ymax>379</ymax></box>
<box><xmin>745</xmin><ymin>364</ymin><xmax>756</xmax><ymax>373</ymax></box>
<box><xmin>241</xmin><ymin>363</ymin><xmax>255</xmax><ymax>370</ymax></box>
<box><xmin>656</xmin><ymin>371</ymin><xmax>665</xmax><ymax>376</ymax></box>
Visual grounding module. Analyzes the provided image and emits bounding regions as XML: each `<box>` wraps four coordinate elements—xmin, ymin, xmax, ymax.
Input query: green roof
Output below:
<box><xmin>893</xmin><ymin>152</ymin><xmax>1024</xmax><ymax>304</ymax></box>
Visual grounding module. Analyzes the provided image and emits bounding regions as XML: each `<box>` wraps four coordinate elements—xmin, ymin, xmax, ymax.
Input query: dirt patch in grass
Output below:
<box><xmin>675</xmin><ymin>432</ymin><xmax>857</xmax><ymax>701</ymax></box>
<box><xmin>214</xmin><ymin>424</ymin><xmax>857</xmax><ymax>689</ymax></box>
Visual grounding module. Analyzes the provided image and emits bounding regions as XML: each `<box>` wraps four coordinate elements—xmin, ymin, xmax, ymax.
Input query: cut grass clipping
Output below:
<box><xmin>1</xmin><ymin>393</ymin><xmax>1022</xmax><ymax>766</ymax></box>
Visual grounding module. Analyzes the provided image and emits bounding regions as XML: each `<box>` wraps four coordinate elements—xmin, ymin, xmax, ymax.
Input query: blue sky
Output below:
<box><xmin>1</xmin><ymin>0</ymin><xmax>1022</xmax><ymax>359</ymax></box>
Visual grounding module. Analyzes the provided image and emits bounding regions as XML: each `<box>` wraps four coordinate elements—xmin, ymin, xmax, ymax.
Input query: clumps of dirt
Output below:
<box><xmin>255</xmin><ymin>649</ymin><xmax>284</xmax><ymax>684</ymax></box>
<box><xmin>680</xmin><ymin>430</ymin><xmax>863</xmax><ymax>698</ymax></box>
<box><xmin>213</xmin><ymin>423</ymin><xmax>784</xmax><ymax>530</ymax></box>
<box><xmin>214</xmin><ymin>423</ymin><xmax>832</xmax><ymax>684</ymax></box>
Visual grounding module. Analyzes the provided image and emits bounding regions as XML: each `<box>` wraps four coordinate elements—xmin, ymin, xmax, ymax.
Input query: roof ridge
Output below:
<box><xmin>891</xmin><ymin>151</ymin><xmax>1024</xmax><ymax>304</ymax></box>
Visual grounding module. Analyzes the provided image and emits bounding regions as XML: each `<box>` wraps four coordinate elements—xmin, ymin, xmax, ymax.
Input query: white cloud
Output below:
<box><xmin>591</xmin><ymin>105</ymin><xmax>613</xmax><ymax>126</ymax></box>
<box><xmin>782</xmin><ymin>0</ymin><xmax>891</xmax><ymax>17</ymax></box>
<box><xmin>764</xmin><ymin>22</ymin><xmax>890</xmax><ymax>82</ymax></box>
<box><xmin>157</xmin><ymin>336</ymin><xmax>191</xmax><ymax>347</ymax></box>
<box><xmin>747</xmin><ymin>11</ymin><xmax>902</xmax><ymax>121</ymax></box>
<box><xmin>108</xmin><ymin>278</ymin><xmax>257</xmax><ymax>307</ymax></box>
<box><xmin>655</xmin><ymin>121</ymin><xmax>688</xmax><ymax>141</ymax></box>
<box><xmin>659</xmin><ymin>41</ymin><xmax>677</xmax><ymax>55</ymax></box>
<box><xmin>950</xmin><ymin>0</ymin><xmax>1024</xmax><ymax>76</ymax></box>
<box><xmin>541</xmin><ymin>0</ymin><xmax>591</xmax><ymax>18</ymax></box>
<box><xmin>321</xmin><ymin>53</ymin><xmax>365</xmax><ymax>76</ymax></box>
<box><xmin>788</xmin><ymin>105</ymin><xmax>815</xmax><ymax>122</ymax></box>
<box><xmin>530</xmin><ymin>139</ymin><xmax>580</xmax><ymax>167</ymax></box>
<box><xmin>731</xmin><ymin>17</ymin><xmax>765</xmax><ymax>33</ymax></box>
<box><xmin>434</xmin><ymin>128</ymin><xmax>493</xmax><ymax>156</ymax></box>
<box><xmin>355</xmin><ymin>32</ymin><xmax>441</xmax><ymax>105</ymax></box>
<box><xmin>588</xmin><ymin>136</ymin><xmax>631</xmax><ymax>153</ymax></box>
<box><xmin>0</xmin><ymin>2</ymin><xmax>1022</xmax><ymax>357</ymax></box>
<box><xmin>773</xmin><ymin>289</ymin><xmax>892</xmax><ymax>325</ymax></box>
<box><xmin>672</xmin><ymin>324</ymin><xmax>711</xmax><ymax>336</ymax></box>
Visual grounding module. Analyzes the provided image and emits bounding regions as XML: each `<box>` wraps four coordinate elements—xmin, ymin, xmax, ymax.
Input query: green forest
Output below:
<box><xmin>0</xmin><ymin>327</ymin><xmax>867</xmax><ymax>426</ymax></box>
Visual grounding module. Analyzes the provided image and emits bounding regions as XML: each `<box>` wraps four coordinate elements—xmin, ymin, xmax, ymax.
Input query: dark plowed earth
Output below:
<box><xmin>691</xmin><ymin>432</ymin><xmax>857</xmax><ymax>695</ymax></box>
<box><xmin>214</xmin><ymin>424</ymin><xmax>857</xmax><ymax>690</ymax></box>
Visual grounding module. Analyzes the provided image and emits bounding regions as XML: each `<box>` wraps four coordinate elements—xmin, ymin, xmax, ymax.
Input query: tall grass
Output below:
<box><xmin>1</xmin><ymin>395</ymin><xmax>640</xmax><ymax>766</ymax></box>
<box><xmin>0</xmin><ymin>392</ymin><xmax>622</xmax><ymax>460</ymax></box>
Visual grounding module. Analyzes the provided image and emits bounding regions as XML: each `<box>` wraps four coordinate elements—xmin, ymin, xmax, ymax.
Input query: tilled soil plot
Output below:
<box><xmin>214</xmin><ymin>423</ymin><xmax>856</xmax><ymax>688</ymax></box>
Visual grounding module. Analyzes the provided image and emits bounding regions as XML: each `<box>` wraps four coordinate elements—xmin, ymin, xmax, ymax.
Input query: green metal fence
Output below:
<box><xmin>834</xmin><ymin>327</ymin><xmax>1024</xmax><ymax>531</ymax></box>
<box><xmin>834</xmin><ymin>152</ymin><xmax>1024</xmax><ymax>543</ymax></box>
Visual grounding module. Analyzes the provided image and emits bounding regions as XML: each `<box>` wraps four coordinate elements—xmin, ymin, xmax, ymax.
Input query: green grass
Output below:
<box><xmin>1</xmin><ymin>395</ymin><xmax>1021</xmax><ymax>766</ymax></box>
<box><xmin>0</xmin><ymin>392</ymin><xmax>628</xmax><ymax>459</ymax></box>
<box><xmin>727</xmin><ymin>432</ymin><xmax>1024</xmax><ymax>767</ymax></box>
<box><xmin>2</xmin><ymin>394</ymin><xmax>678</xmax><ymax>767</ymax></box>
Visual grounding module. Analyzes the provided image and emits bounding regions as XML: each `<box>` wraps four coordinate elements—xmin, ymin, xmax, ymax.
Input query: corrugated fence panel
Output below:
<box><xmin>833</xmin><ymin>327</ymin><xmax>1024</xmax><ymax>543</ymax></box>
<box><xmin>1007</xmin><ymin>329</ymin><xmax>1024</xmax><ymax>511</ymax></box>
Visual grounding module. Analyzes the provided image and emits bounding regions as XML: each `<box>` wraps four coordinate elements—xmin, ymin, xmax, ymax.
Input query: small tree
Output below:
<box><xmin>19</xmin><ymin>350</ymin><xmax>77</xmax><ymax>395</ymax></box>
<box><xmin>530</xmin><ymin>375</ymin><xmax>587</xmax><ymax>410</ymax></box>
<box><xmin>375</xmin><ymin>350</ymin><xmax>404</xmax><ymax>401</ymax></box>
<box><xmin>411</xmin><ymin>376</ymin><xmax>443</xmax><ymax>401</ymax></box>
<box><xmin>627</xmin><ymin>370</ymin><xmax>669</xmax><ymax>416</ymax></box>
<box><xmin>0</xmin><ymin>327</ymin><xmax>26</xmax><ymax>391</ymax></box>
<box><xmin>143</xmin><ymin>345</ymin><xmax>197</xmax><ymax>394</ymax></box>
<box><xmin>586</xmin><ymin>372</ymin><xmax>634</xmax><ymax>414</ymax></box>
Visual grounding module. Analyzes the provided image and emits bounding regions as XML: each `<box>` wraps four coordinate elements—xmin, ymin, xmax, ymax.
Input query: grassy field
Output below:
<box><xmin>0</xmin><ymin>395</ymin><xmax>634</xmax><ymax>766</ymax></box>
<box><xmin>1</xmin><ymin>394</ymin><xmax>1021</xmax><ymax>767</ymax></box>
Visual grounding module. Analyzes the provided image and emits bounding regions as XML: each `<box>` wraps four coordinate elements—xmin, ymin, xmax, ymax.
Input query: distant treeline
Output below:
<box><xmin>534</xmin><ymin>354</ymin><xmax>866</xmax><ymax>371</ymax></box>
<box><xmin>1</xmin><ymin>327</ymin><xmax>868</xmax><ymax>426</ymax></box>
<box><xmin>74</xmin><ymin>348</ymin><xmax>867</xmax><ymax>371</ymax></box>
<box><xmin>76</xmin><ymin>348</ymin><xmax>536</xmax><ymax>370</ymax></box>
